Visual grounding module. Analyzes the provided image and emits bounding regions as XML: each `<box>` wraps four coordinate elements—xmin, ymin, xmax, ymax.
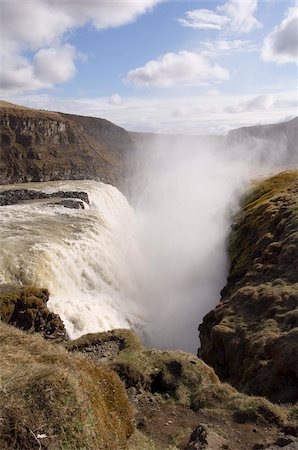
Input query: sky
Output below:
<box><xmin>0</xmin><ymin>0</ymin><xmax>297</xmax><ymax>134</ymax></box>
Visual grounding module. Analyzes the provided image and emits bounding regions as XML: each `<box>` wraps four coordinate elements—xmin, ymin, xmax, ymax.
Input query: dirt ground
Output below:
<box><xmin>129</xmin><ymin>391</ymin><xmax>297</xmax><ymax>450</ymax></box>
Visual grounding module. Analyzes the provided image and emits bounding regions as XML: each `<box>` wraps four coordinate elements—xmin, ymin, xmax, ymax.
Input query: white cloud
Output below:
<box><xmin>218</xmin><ymin>0</ymin><xmax>261</xmax><ymax>33</ymax></box>
<box><xmin>179</xmin><ymin>0</ymin><xmax>261</xmax><ymax>34</ymax></box>
<box><xmin>0</xmin><ymin>0</ymin><xmax>163</xmax><ymax>93</ymax></box>
<box><xmin>226</xmin><ymin>94</ymin><xmax>274</xmax><ymax>112</ymax></box>
<box><xmin>261</xmin><ymin>4</ymin><xmax>298</xmax><ymax>64</ymax></box>
<box><xmin>109</xmin><ymin>94</ymin><xmax>123</xmax><ymax>106</ymax></box>
<box><xmin>4</xmin><ymin>91</ymin><xmax>295</xmax><ymax>135</ymax></box>
<box><xmin>126</xmin><ymin>51</ymin><xmax>230</xmax><ymax>88</ymax></box>
<box><xmin>178</xmin><ymin>9</ymin><xmax>229</xmax><ymax>30</ymax></box>
<box><xmin>0</xmin><ymin>44</ymin><xmax>77</xmax><ymax>91</ymax></box>
<box><xmin>200</xmin><ymin>39</ymin><xmax>259</xmax><ymax>57</ymax></box>
<box><xmin>33</xmin><ymin>45</ymin><xmax>77</xmax><ymax>84</ymax></box>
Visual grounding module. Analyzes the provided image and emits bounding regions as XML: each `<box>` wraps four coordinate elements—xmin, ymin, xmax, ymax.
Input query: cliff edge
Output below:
<box><xmin>199</xmin><ymin>170</ymin><xmax>298</xmax><ymax>403</ymax></box>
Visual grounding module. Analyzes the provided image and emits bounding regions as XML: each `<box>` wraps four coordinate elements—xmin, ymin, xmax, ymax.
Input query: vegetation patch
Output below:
<box><xmin>0</xmin><ymin>322</ymin><xmax>133</xmax><ymax>449</ymax></box>
<box><xmin>0</xmin><ymin>285</ymin><xmax>67</xmax><ymax>341</ymax></box>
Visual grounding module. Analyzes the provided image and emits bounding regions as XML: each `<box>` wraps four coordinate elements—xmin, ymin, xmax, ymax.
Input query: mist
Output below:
<box><xmin>128</xmin><ymin>133</ymin><xmax>289</xmax><ymax>353</ymax></box>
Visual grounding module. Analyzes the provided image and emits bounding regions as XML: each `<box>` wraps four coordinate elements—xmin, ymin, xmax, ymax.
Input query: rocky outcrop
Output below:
<box><xmin>0</xmin><ymin>100</ymin><xmax>135</xmax><ymax>186</ymax></box>
<box><xmin>0</xmin><ymin>188</ymin><xmax>89</xmax><ymax>207</ymax></box>
<box><xmin>0</xmin><ymin>285</ymin><xmax>67</xmax><ymax>341</ymax></box>
<box><xmin>66</xmin><ymin>328</ymin><xmax>143</xmax><ymax>363</ymax></box>
<box><xmin>199</xmin><ymin>171</ymin><xmax>298</xmax><ymax>403</ymax></box>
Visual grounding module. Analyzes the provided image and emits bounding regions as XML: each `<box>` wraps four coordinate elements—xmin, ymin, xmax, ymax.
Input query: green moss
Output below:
<box><xmin>227</xmin><ymin>170</ymin><xmax>298</xmax><ymax>281</ymax></box>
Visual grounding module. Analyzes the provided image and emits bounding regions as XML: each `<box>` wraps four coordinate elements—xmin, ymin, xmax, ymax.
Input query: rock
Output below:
<box><xmin>186</xmin><ymin>424</ymin><xmax>229</xmax><ymax>450</ymax></box>
<box><xmin>0</xmin><ymin>285</ymin><xmax>67</xmax><ymax>341</ymax></box>
<box><xmin>274</xmin><ymin>436</ymin><xmax>294</xmax><ymax>447</ymax></box>
<box><xmin>65</xmin><ymin>328</ymin><xmax>143</xmax><ymax>363</ymax></box>
<box><xmin>0</xmin><ymin>188</ymin><xmax>89</xmax><ymax>207</ymax></box>
<box><xmin>186</xmin><ymin>425</ymin><xmax>208</xmax><ymax>449</ymax></box>
<box><xmin>50</xmin><ymin>198</ymin><xmax>86</xmax><ymax>209</ymax></box>
<box><xmin>199</xmin><ymin>171</ymin><xmax>298</xmax><ymax>403</ymax></box>
<box><xmin>127</xmin><ymin>386</ymin><xmax>137</xmax><ymax>402</ymax></box>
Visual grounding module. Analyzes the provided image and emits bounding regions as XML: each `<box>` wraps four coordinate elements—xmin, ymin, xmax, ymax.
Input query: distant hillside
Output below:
<box><xmin>227</xmin><ymin>117</ymin><xmax>298</xmax><ymax>165</ymax></box>
<box><xmin>0</xmin><ymin>101</ymin><xmax>134</xmax><ymax>186</ymax></box>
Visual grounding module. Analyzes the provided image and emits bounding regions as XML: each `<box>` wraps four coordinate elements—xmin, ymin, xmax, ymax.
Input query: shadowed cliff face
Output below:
<box><xmin>0</xmin><ymin>101</ymin><xmax>134</xmax><ymax>186</ymax></box>
<box><xmin>199</xmin><ymin>171</ymin><xmax>298</xmax><ymax>403</ymax></box>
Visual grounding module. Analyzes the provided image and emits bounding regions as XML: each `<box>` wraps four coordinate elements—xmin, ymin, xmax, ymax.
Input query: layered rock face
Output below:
<box><xmin>0</xmin><ymin>101</ymin><xmax>134</xmax><ymax>186</ymax></box>
<box><xmin>199</xmin><ymin>171</ymin><xmax>298</xmax><ymax>403</ymax></box>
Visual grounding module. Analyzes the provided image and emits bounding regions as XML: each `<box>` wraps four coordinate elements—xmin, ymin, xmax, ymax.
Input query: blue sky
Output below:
<box><xmin>0</xmin><ymin>0</ymin><xmax>297</xmax><ymax>134</ymax></box>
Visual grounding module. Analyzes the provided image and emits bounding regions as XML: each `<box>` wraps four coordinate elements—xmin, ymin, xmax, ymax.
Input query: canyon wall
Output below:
<box><xmin>199</xmin><ymin>171</ymin><xmax>298</xmax><ymax>403</ymax></box>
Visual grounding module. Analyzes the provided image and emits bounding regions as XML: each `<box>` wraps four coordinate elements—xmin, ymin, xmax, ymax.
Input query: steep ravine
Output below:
<box><xmin>199</xmin><ymin>170</ymin><xmax>298</xmax><ymax>403</ymax></box>
<box><xmin>0</xmin><ymin>171</ymin><xmax>297</xmax><ymax>449</ymax></box>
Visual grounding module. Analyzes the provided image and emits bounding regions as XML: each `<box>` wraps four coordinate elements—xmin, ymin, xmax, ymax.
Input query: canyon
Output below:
<box><xmin>0</xmin><ymin>101</ymin><xmax>297</xmax><ymax>449</ymax></box>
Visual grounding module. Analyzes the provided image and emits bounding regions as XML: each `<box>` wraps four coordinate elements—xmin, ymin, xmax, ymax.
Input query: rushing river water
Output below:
<box><xmin>0</xmin><ymin>180</ymin><xmax>145</xmax><ymax>338</ymax></box>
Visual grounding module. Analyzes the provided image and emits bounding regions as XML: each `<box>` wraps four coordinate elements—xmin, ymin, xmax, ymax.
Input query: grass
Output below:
<box><xmin>110</xmin><ymin>345</ymin><xmax>227</xmax><ymax>407</ymax></box>
<box><xmin>191</xmin><ymin>382</ymin><xmax>287</xmax><ymax>426</ymax></box>
<box><xmin>65</xmin><ymin>328</ymin><xmax>143</xmax><ymax>354</ymax></box>
<box><xmin>0</xmin><ymin>322</ymin><xmax>134</xmax><ymax>449</ymax></box>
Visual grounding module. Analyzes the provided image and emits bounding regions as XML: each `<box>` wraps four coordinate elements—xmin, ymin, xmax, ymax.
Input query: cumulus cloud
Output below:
<box><xmin>0</xmin><ymin>43</ymin><xmax>77</xmax><ymax>91</ymax></box>
<box><xmin>179</xmin><ymin>0</ymin><xmax>261</xmax><ymax>34</ymax></box>
<box><xmin>261</xmin><ymin>4</ymin><xmax>298</xmax><ymax>64</ymax></box>
<box><xmin>33</xmin><ymin>45</ymin><xmax>77</xmax><ymax>84</ymax></box>
<box><xmin>0</xmin><ymin>0</ymin><xmax>162</xmax><ymax>93</ymax></box>
<box><xmin>126</xmin><ymin>50</ymin><xmax>230</xmax><ymax>88</ymax></box>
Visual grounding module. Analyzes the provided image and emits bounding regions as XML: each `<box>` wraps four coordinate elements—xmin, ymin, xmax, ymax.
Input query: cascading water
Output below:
<box><xmin>0</xmin><ymin>140</ymin><xmax>286</xmax><ymax>350</ymax></box>
<box><xmin>0</xmin><ymin>180</ymin><xmax>145</xmax><ymax>338</ymax></box>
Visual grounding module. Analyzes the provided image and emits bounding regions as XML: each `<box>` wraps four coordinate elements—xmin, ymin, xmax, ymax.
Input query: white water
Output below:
<box><xmin>0</xmin><ymin>180</ymin><xmax>145</xmax><ymax>338</ymax></box>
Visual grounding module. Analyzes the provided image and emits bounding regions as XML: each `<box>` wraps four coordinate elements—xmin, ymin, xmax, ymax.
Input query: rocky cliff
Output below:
<box><xmin>0</xmin><ymin>101</ymin><xmax>135</xmax><ymax>186</ymax></box>
<box><xmin>199</xmin><ymin>171</ymin><xmax>298</xmax><ymax>403</ymax></box>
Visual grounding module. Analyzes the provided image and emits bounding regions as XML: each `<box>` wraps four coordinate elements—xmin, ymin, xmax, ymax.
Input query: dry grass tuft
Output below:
<box><xmin>0</xmin><ymin>322</ymin><xmax>133</xmax><ymax>449</ymax></box>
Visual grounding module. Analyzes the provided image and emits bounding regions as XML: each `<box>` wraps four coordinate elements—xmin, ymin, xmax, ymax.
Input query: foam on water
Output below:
<box><xmin>0</xmin><ymin>180</ymin><xmax>144</xmax><ymax>338</ymax></box>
